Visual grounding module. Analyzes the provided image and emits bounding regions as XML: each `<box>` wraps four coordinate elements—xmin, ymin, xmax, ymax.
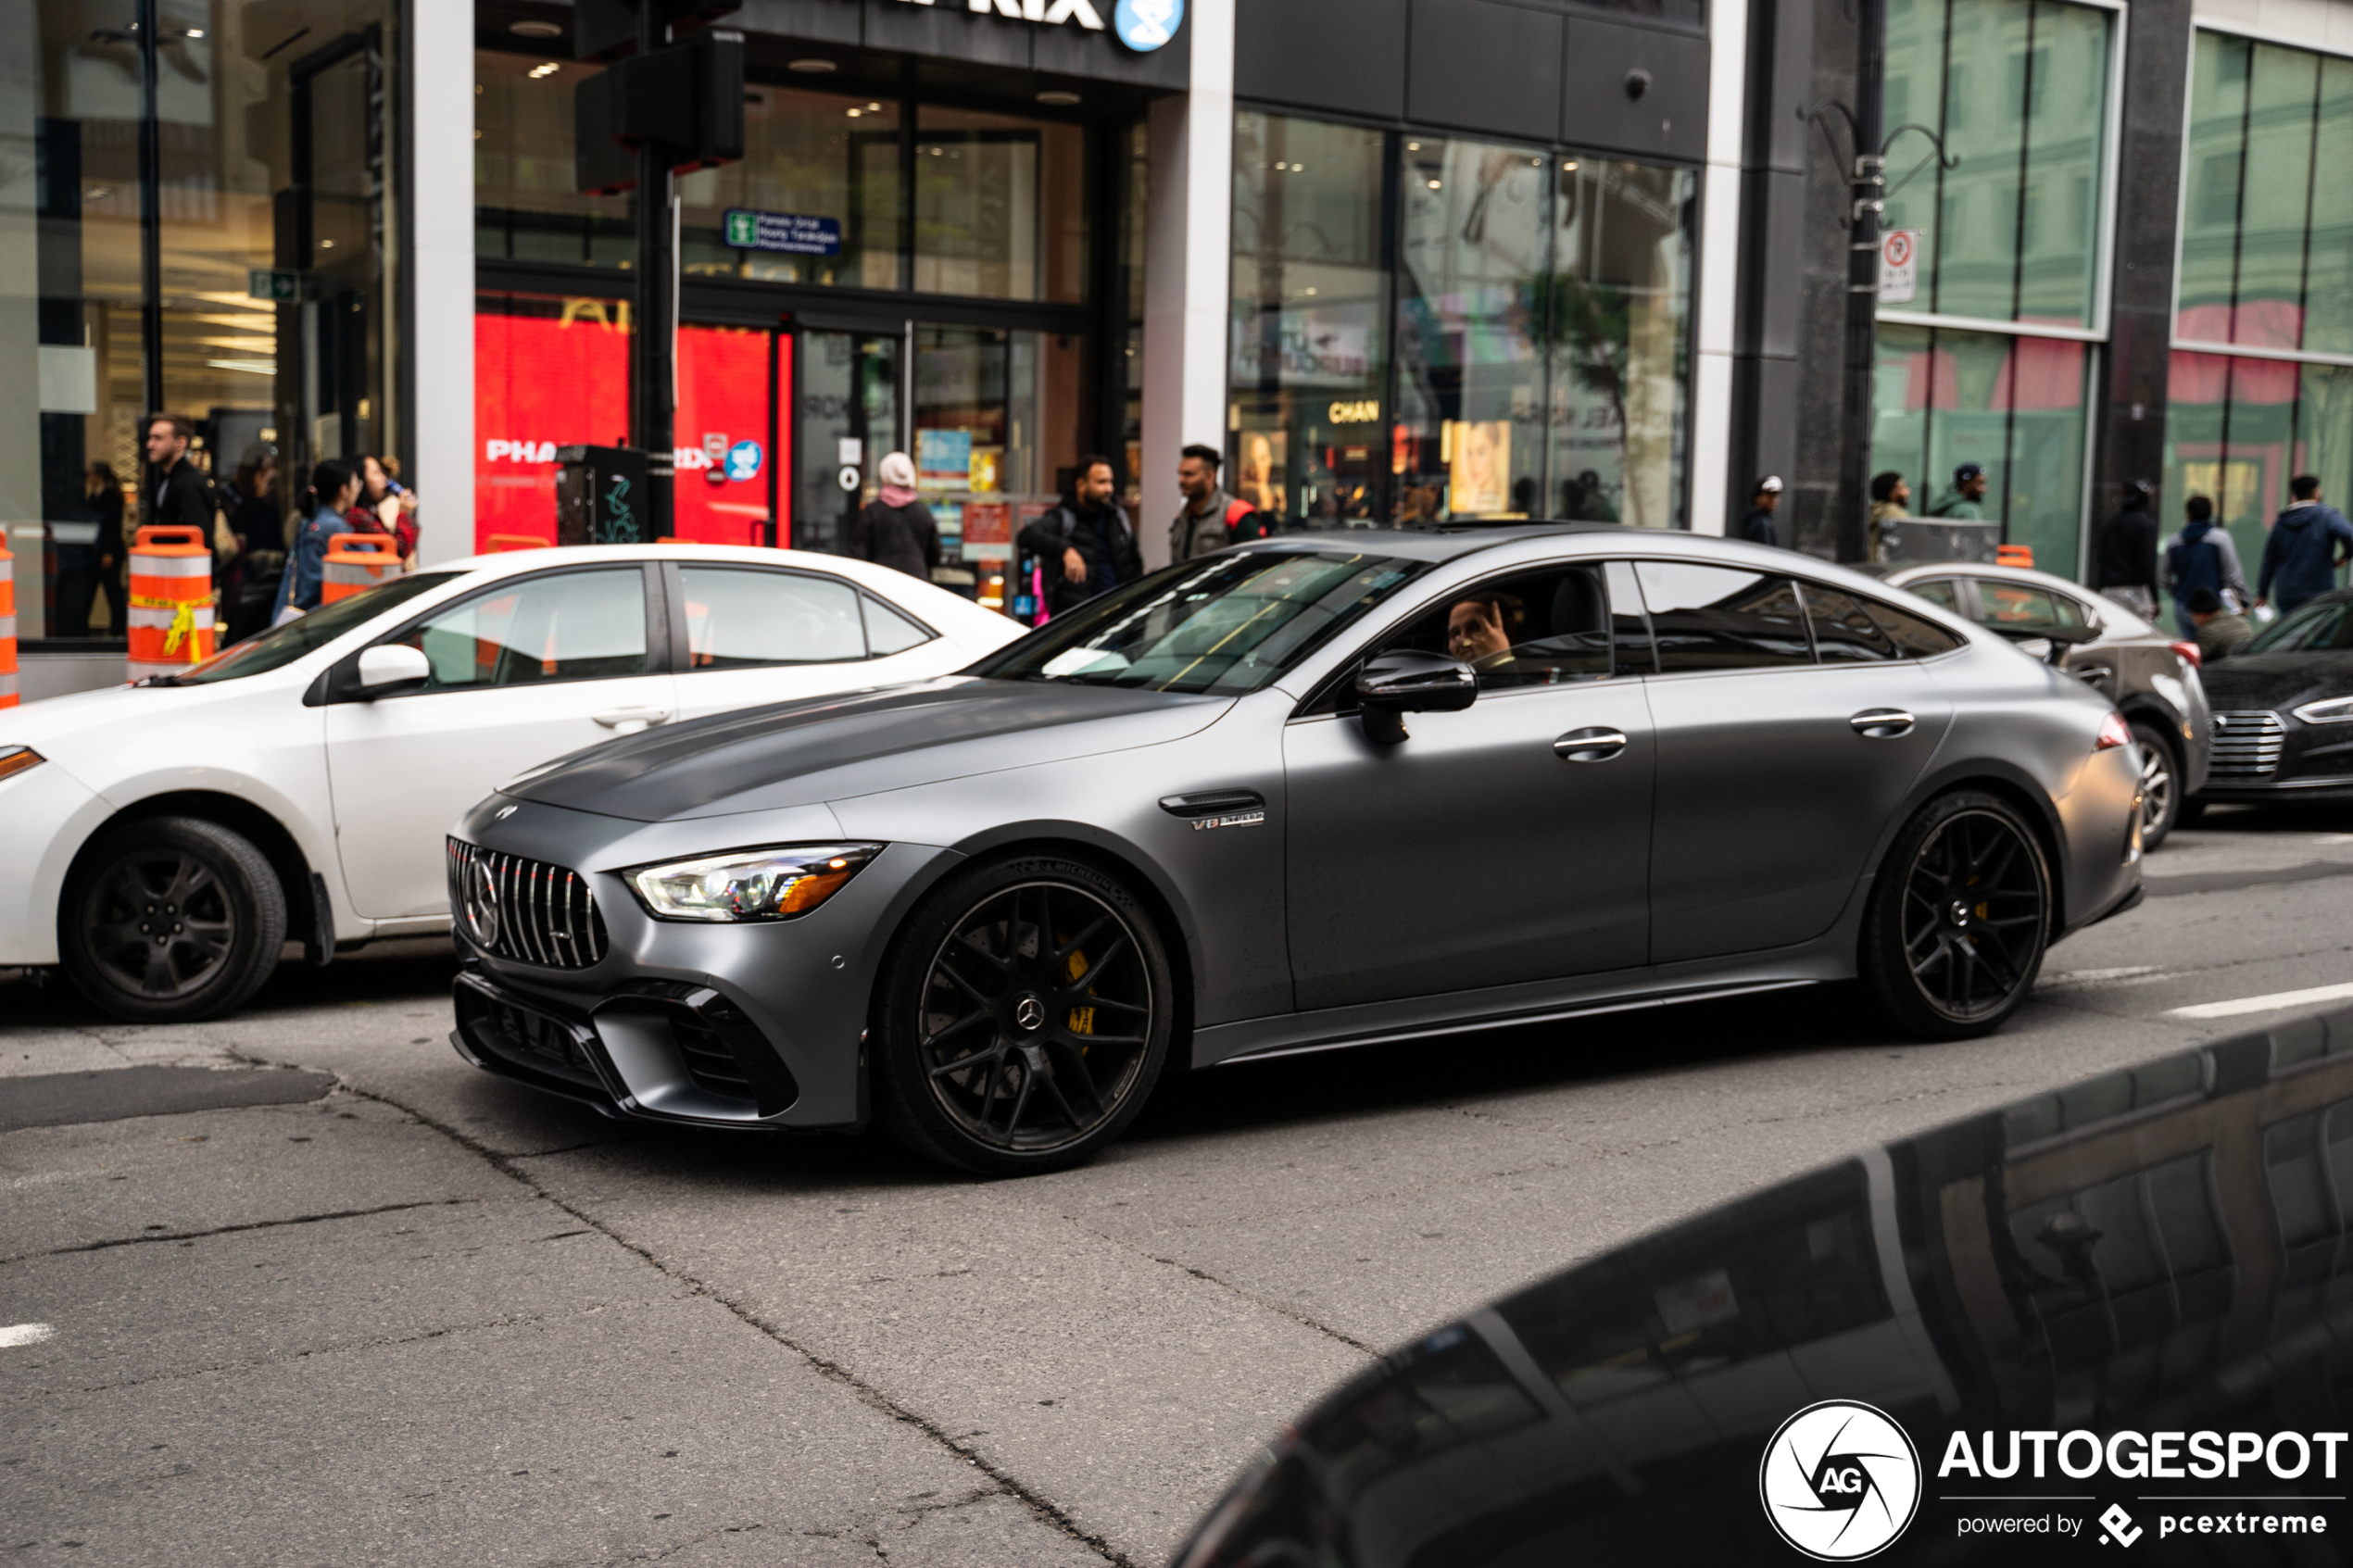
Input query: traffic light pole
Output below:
<box><xmin>1835</xmin><ymin>0</ymin><xmax>1888</xmax><ymax>565</ymax></box>
<box><xmin>634</xmin><ymin>2</ymin><xmax>676</xmax><ymax>543</ymax></box>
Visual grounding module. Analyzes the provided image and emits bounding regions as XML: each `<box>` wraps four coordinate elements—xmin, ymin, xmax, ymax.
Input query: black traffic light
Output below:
<box><xmin>574</xmin><ymin>28</ymin><xmax>746</xmax><ymax>194</ymax></box>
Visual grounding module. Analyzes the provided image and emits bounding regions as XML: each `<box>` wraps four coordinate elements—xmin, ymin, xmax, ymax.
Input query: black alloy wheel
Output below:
<box><xmin>2131</xmin><ymin>721</ymin><xmax>2180</xmax><ymax>849</ymax></box>
<box><xmin>873</xmin><ymin>855</ymin><xmax>1173</xmax><ymax>1175</ymax></box>
<box><xmin>1861</xmin><ymin>791</ymin><xmax>2051</xmax><ymax>1039</ymax></box>
<box><xmin>60</xmin><ymin>815</ymin><xmax>287</xmax><ymax>1023</ymax></box>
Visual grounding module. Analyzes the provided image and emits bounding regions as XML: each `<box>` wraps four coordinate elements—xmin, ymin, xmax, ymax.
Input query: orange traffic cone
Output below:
<box><xmin>321</xmin><ymin>533</ymin><xmax>402</xmax><ymax>606</ymax></box>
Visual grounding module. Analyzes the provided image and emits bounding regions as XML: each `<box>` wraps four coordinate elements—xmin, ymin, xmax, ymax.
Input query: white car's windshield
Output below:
<box><xmin>976</xmin><ymin>550</ymin><xmax>1427</xmax><ymax>696</ymax></box>
<box><xmin>168</xmin><ymin>573</ymin><xmax>462</xmax><ymax>684</ymax></box>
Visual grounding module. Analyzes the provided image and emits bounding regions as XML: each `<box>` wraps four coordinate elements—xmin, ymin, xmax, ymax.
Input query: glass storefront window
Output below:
<box><xmin>12</xmin><ymin>0</ymin><xmax>394</xmax><ymax>641</ymax></box>
<box><xmin>1228</xmin><ymin>112</ymin><xmax>1390</xmax><ymax>526</ymax></box>
<box><xmin>472</xmin><ymin>293</ymin><xmax>631</xmax><ymax>551</ymax></box>
<box><xmin>2164</xmin><ymin>354</ymin><xmax>2353</xmax><ymax>586</ymax></box>
<box><xmin>475</xmin><ymin>52</ymin><xmax>634</xmax><ymax>269</ymax></box>
<box><xmin>1881</xmin><ymin>0</ymin><xmax>2112</xmax><ymax>329</ymax></box>
<box><xmin>913</xmin><ymin>107</ymin><xmax>1085</xmax><ymax>304</ymax></box>
<box><xmin>677</xmin><ymin>88</ymin><xmax>901</xmax><ymax>289</ymax></box>
<box><xmin>1873</xmin><ymin>322</ymin><xmax>2090</xmax><ymax>574</ymax></box>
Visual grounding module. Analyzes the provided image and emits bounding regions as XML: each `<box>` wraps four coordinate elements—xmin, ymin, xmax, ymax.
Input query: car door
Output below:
<box><xmin>1283</xmin><ymin>559</ymin><xmax>1656</xmax><ymax>1011</ymax></box>
<box><xmin>1642</xmin><ymin>562</ymin><xmax>1954</xmax><ymax>965</ymax></box>
<box><xmin>665</xmin><ymin>562</ymin><xmax>937</xmax><ymax>721</ymax></box>
<box><xmin>324</xmin><ymin>563</ymin><xmax>673</xmax><ymax>918</ymax></box>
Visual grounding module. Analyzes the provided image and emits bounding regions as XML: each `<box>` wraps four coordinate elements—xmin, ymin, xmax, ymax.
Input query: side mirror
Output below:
<box><xmin>1355</xmin><ymin>649</ymin><xmax>1478</xmax><ymax>745</ymax></box>
<box><xmin>355</xmin><ymin>642</ymin><xmax>431</xmax><ymax>697</ymax></box>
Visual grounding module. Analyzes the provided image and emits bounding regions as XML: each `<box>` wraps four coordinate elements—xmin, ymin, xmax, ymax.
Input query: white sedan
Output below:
<box><xmin>0</xmin><ymin>545</ymin><xmax>1025</xmax><ymax>1022</ymax></box>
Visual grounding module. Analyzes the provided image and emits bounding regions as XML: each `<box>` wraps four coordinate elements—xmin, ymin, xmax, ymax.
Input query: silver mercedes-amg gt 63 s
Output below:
<box><xmin>447</xmin><ymin>526</ymin><xmax>2145</xmax><ymax>1173</ymax></box>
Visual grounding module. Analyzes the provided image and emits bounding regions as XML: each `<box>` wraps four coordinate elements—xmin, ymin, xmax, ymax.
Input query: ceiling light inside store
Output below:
<box><xmin>207</xmin><ymin>360</ymin><xmax>277</xmax><ymax>376</ymax></box>
<box><xmin>1407</xmin><ymin>142</ymin><xmax>1420</xmax><ymax>150</ymax></box>
<box><xmin>1564</xmin><ymin>160</ymin><xmax>1579</xmax><ymax>170</ymax></box>
<box><xmin>788</xmin><ymin>57</ymin><xmax>837</xmax><ymax>73</ymax></box>
<box><xmin>528</xmin><ymin>61</ymin><xmax>560</xmax><ymax>78</ymax></box>
<box><xmin>1037</xmin><ymin>90</ymin><xmax>1081</xmax><ymax>106</ymax></box>
<box><xmin>186</xmin><ymin>27</ymin><xmax>203</xmax><ymax>37</ymax></box>
<box><xmin>510</xmin><ymin>19</ymin><xmax>564</xmax><ymax>37</ymax></box>
<box><xmin>1427</xmin><ymin>179</ymin><xmax>1441</xmax><ymax>190</ymax></box>
<box><xmin>846</xmin><ymin>107</ymin><xmax>862</xmax><ymax>117</ymax></box>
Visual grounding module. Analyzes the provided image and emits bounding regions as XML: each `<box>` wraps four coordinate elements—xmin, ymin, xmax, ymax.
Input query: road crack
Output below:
<box><xmin>0</xmin><ymin>1198</ymin><xmax>473</xmax><ymax>1266</ymax></box>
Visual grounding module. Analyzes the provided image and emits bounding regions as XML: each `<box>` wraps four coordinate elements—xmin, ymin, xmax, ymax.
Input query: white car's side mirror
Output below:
<box><xmin>355</xmin><ymin>643</ymin><xmax>432</xmax><ymax>697</ymax></box>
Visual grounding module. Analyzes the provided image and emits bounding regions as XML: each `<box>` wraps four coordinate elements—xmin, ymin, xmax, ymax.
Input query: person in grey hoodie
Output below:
<box><xmin>2258</xmin><ymin>473</ymin><xmax>2353</xmax><ymax>614</ymax></box>
<box><xmin>2163</xmin><ymin>495</ymin><xmax>2252</xmax><ymax>637</ymax></box>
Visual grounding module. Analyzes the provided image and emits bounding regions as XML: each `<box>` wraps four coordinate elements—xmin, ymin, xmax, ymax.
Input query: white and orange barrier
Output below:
<box><xmin>321</xmin><ymin>533</ymin><xmax>402</xmax><ymax>607</ymax></box>
<box><xmin>0</xmin><ymin>540</ymin><xmax>16</xmax><ymax>708</ymax></box>
<box><xmin>127</xmin><ymin>525</ymin><xmax>216</xmax><ymax>683</ymax></box>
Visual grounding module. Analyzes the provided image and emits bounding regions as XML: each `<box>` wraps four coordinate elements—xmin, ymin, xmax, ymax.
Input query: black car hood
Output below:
<box><xmin>1178</xmin><ymin>1009</ymin><xmax>2353</xmax><ymax>1567</ymax></box>
<box><xmin>509</xmin><ymin>677</ymin><xmax>1230</xmax><ymax>822</ymax></box>
<box><xmin>2199</xmin><ymin>649</ymin><xmax>2353</xmax><ymax>711</ymax></box>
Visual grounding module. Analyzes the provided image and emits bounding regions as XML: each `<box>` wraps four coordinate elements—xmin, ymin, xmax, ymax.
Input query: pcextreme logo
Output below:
<box><xmin>1760</xmin><ymin>1400</ymin><xmax>1924</xmax><ymax>1561</ymax></box>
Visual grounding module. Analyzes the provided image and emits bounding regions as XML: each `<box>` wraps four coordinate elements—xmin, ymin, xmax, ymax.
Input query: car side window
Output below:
<box><xmin>398</xmin><ymin>569</ymin><xmax>648</xmax><ymax>691</ymax></box>
<box><xmin>1971</xmin><ymin>579</ymin><xmax>2084</xmax><ymax>633</ymax></box>
<box><xmin>1373</xmin><ymin>562</ymin><xmax>1620</xmax><ymax>690</ymax></box>
<box><xmin>1802</xmin><ymin>584</ymin><xmax>1901</xmax><ymax>662</ymax></box>
<box><xmin>679</xmin><ymin>567</ymin><xmax>866</xmax><ymax>670</ymax></box>
<box><xmin>1635</xmin><ymin>561</ymin><xmax>1812</xmax><ymax>671</ymax></box>
<box><xmin>862</xmin><ymin>595</ymin><xmax>935</xmax><ymax>657</ymax></box>
<box><xmin>1906</xmin><ymin>577</ymin><xmax>1961</xmax><ymax>613</ymax></box>
<box><xmin>1862</xmin><ymin>597</ymin><xmax>1966</xmax><ymax>657</ymax></box>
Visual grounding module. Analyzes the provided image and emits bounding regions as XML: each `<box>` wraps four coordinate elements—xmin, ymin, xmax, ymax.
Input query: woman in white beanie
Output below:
<box><xmin>850</xmin><ymin>451</ymin><xmax>941</xmax><ymax>582</ymax></box>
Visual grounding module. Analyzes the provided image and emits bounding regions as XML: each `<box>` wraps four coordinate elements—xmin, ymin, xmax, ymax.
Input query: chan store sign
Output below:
<box><xmin>885</xmin><ymin>0</ymin><xmax>1184</xmax><ymax>52</ymax></box>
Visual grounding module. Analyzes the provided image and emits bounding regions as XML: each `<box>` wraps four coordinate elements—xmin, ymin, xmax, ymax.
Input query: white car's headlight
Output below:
<box><xmin>627</xmin><ymin>843</ymin><xmax>882</xmax><ymax>922</ymax></box>
<box><xmin>2292</xmin><ymin>696</ymin><xmax>2353</xmax><ymax>725</ymax></box>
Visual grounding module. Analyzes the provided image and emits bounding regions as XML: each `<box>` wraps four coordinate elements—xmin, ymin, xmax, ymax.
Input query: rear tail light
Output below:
<box><xmin>2169</xmin><ymin>639</ymin><xmax>2203</xmax><ymax>671</ymax></box>
<box><xmin>2095</xmin><ymin>712</ymin><xmax>2133</xmax><ymax>751</ymax></box>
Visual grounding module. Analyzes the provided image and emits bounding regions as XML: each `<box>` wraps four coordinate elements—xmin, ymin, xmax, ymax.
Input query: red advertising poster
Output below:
<box><xmin>472</xmin><ymin>299</ymin><xmax>632</xmax><ymax>554</ymax></box>
<box><xmin>673</xmin><ymin>325</ymin><xmax>784</xmax><ymax>547</ymax></box>
<box><xmin>961</xmin><ymin>499</ymin><xmax>1012</xmax><ymax>560</ymax></box>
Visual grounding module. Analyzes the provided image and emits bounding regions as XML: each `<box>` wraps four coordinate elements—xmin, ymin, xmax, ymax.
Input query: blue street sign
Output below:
<box><xmin>1113</xmin><ymin>0</ymin><xmax>1182</xmax><ymax>51</ymax></box>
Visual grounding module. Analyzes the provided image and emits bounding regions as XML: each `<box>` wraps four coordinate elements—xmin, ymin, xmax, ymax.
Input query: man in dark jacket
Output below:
<box><xmin>2092</xmin><ymin>479</ymin><xmax>2161</xmax><ymax>620</ymax></box>
<box><xmin>1738</xmin><ymin>475</ymin><xmax>1783</xmax><ymax>547</ymax></box>
<box><xmin>142</xmin><ymin>414</ymin><xmax>213</xmax><ymax>539</ymax></box>
<box><xmin>1018</xmin><ymin>456</ymin><xmax>1143</xmax><ymax>619</ymax></box>
<box><xmin>1170</xmin><ymin>445</ymin><xmax>1268</xmax><ymax>561</ymax></box>
<box><xmin>2259</xmin><ymin>474</ymin><xmax>2353</xmax><ymax>614</ymax></box>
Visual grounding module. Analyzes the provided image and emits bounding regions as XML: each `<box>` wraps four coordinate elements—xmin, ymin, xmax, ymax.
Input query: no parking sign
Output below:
<box><xmin>1881</xmin><ymin>229</ymin><xmax>1919</xmax><ymax>305</ymax></box>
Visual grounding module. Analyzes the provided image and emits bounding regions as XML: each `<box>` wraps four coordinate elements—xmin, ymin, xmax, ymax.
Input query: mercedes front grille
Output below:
<box><xmin>2209</xmin><ymin>711</ymin><xmax>2287</xmax><ymax>781</ymax></box>
<box><xmin>447</xmin><ymin>837</ymin><xmax>610</xmax><ymax>969</ymax></box>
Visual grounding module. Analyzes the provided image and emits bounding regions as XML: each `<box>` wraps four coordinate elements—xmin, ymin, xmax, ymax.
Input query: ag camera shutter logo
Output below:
<box><xmin>1760</xmin><ymin>1400</ymin><xmax>1922</xmax><ymax>1561</ymax></box>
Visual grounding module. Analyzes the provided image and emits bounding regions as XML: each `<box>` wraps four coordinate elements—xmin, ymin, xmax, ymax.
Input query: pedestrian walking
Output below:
<box><xmin>1930</xmin><ymin>462</ymin><xmax>1990</xmax><ymax>520</ymax></box>
<box><xmin>2183</xmin><ymin>587</ymin><xmax>2255</xmax><ymax>662</ymax></box>
<box><xmin>1868</xmin><ymin>471</ymin><xmax>1910</xmax><ymax>563</ymax></box>
<box><xmin>1017</xmin><ymin>456</ymin><xmax>1142</xmax><ymax>620</ymax></box>
<box><xmin>849</xmin><ymin>452</ymin><xmax>941</xmax><ymax>583</ymax></box>
<box><xmin>223</xmin><ymin>447</ymin><xmax>286</xmax><ymax>644</ymax></box>
<box><xmin>276</xmin><ymin>459</ymin><xmax>359</xmax><ymax>622</ymax></box>
<box><xmin>2257</xmin><ymin>474</ymin><xmax>2353</xmax><ymax>615</ymax></box>
<box><xmin>2162</xmin><ymin>495</ymin><xmax>2251</xmax><ymax>638</ymax></box>
<box><xmin>1738</xmin><ymin>475</ymin><xmax>1783</xmax><ymax>547</ymax></box>
<box><xmin>2093</xmin><ymin>479</ymin><xmax>2162</xmax><ymax>621</ymax></box>
<box><xmin>1169</xmin><ymin>444</ymin><xmax>1267</xmax><ymax>561</ymax></box>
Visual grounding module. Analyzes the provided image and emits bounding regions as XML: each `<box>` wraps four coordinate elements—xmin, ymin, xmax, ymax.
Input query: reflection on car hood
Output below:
<box><xmin>2198</xmin><ymin>649</ymin><xmax>2353</xmax><ymax>711</ymax></box>
<box><xmin>1178</xmin><ymin>1010</ymin><xmax>2353</xmax><ymax>1566</ymax></box>
<box><xmin>507</xmin><ymin>677</ymin><xmax>1230</xmax><ymax>822</ymax></box>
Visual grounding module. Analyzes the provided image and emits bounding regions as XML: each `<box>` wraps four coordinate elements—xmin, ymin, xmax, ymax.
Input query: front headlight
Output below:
<box><xmin>2292</xmin><ymin>695</ymin><xmax>2353</xmax><ymax>725</ymax></box>
<box><xmin>627</xmin><ymin>843</ymin><xmax>882</xmax><ymax>922</ymax></box>
<box><xmin>0</xmin><ymin>746</ymin><xmax>45</xmax><ymax>783</ymax></box>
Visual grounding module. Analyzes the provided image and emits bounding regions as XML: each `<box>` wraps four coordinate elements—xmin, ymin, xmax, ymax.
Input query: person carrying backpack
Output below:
<box><xmin>2162</xmin><ymin>495</ymin><xmax>2251</xmax><ymax>636</ymax></box>
<box><xmin>1169</xmin><ymin>444</ymin><xmax>1270</xmax><ymax>561</ymax></box>
<box><xmin>1017</xmin><ymin>456</ymin><xmax>1144</xmax><ymax>620</ymax></box>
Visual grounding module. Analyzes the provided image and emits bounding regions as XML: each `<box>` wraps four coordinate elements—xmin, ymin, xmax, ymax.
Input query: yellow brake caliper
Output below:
<box><xmin>1065</xmin><ymin>948</ymin><xmax>1095</xmax><ymax>1045</ymax></box>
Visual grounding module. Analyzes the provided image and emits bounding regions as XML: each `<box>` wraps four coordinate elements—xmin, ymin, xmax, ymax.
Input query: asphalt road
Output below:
<box><xmin>6</xmin><ymin>805</ymin><xmax>2353</xmax><ymax>1567</ymax></box>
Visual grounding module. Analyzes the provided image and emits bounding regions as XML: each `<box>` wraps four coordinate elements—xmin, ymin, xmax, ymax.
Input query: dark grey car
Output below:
<box><xmin>447</xmin><ymin>528</ymin><xmax>2145</xmax><ymax>1174</ymax></box>
<box><xmin>1876</xmin><ymin>561</ymin><xmax>2211</xmax><ymax>847</ymax></box>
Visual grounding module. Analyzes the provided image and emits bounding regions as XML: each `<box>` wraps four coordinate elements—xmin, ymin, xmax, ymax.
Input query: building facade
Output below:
<box><xmin>6</xmin><ymin>0</ymin><xmax>2351</xmax><ymax>668</ymax></box>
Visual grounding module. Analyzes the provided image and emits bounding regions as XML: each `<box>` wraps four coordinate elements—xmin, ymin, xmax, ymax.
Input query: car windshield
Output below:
<box><xmin>976</xmin><ymin>550</ymin><xmax>1427</xmax><ymax>696</ymax></box>
<box><xmin>170</xmin><ymin>573</ymin><xmax>462</xmax><ymax>684</ymax></box>
<box><xmin>2246</xmin><ymin>596</ymin><xmax>2353</xmax><ymax>654</ymax></box>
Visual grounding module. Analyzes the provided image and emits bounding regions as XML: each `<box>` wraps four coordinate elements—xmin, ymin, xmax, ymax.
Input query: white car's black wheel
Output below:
<box><xmin>60</xmin><ymin>816</ymin><xmax>287</xmax><ymax>1022</ymax></box>
<box><xmin>1860</xmin><ymin>791</ymin><xmax>2051</xmax><ymax>1039</ymax></box>
<box><xmin>872</xmin><ymin>855</ymin><xmax>1173</xmax><ymax>1176</ymax></box>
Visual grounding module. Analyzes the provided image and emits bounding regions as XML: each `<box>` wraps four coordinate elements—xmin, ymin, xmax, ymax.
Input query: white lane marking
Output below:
<box><xmin>2043</xmin><ymin>965</ymin><xmax>2166</xmax><ymax>985</ymax></box>
<box><xmin>2168</xmin><ymin>982</ymin><xmax>2353</xmax><ymax>1020</ymax></box>
<box><xmin>0</xmin><ymin>1323</ymin><xmax>56</xmax><ymax>1348</ymax></box>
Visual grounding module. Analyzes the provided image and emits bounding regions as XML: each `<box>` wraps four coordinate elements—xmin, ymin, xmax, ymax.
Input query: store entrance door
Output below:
<box><xmin>792</xmin><ymin>321</ymin><xmax>1082</xmax><ymax>606</ymax></box>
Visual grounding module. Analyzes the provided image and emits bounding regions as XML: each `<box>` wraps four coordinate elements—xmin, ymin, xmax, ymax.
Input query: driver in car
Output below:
<box><xmin>1447</xmin><ymin>593</ymin><xmax>1524</xmax><ymax>676</ymax></box>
